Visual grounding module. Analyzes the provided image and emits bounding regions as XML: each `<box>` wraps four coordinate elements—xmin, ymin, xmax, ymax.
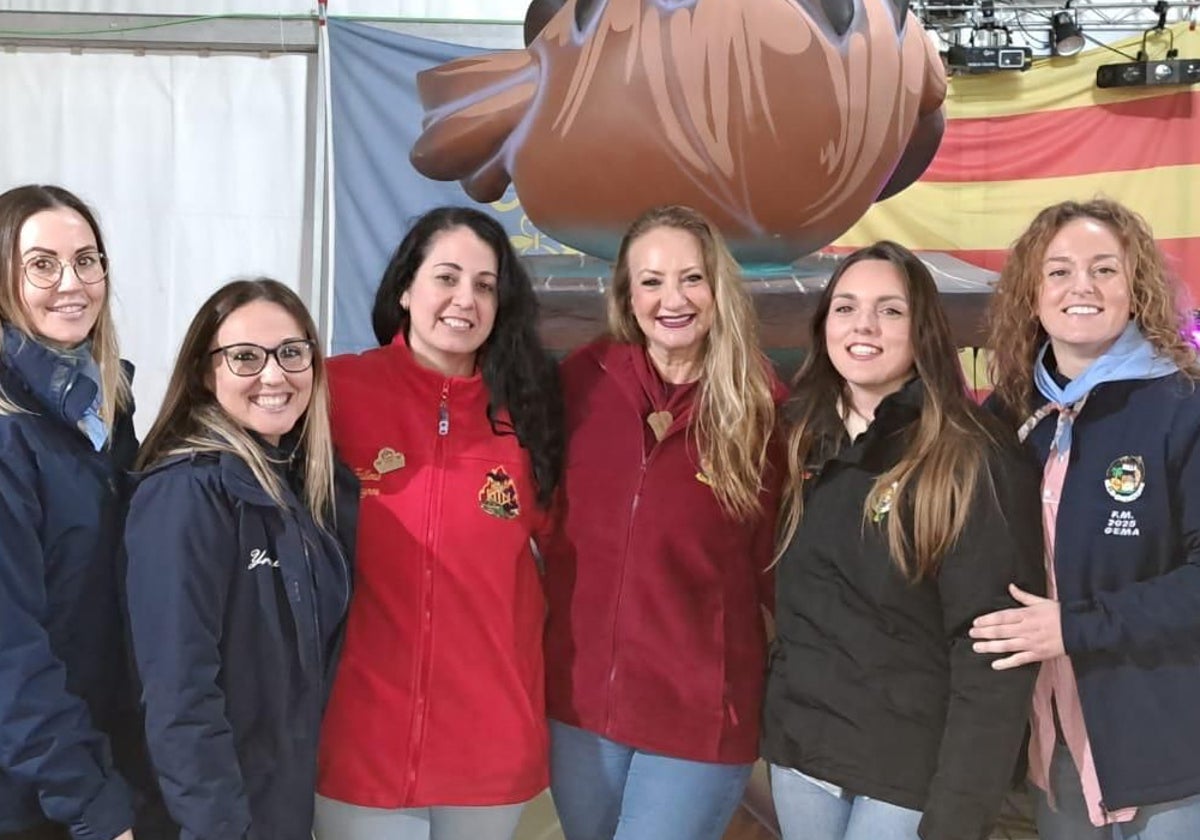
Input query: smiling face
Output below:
<box><xmin>17</xmin><ymin>207</ymin><xmax>106</xmax><ymax>348</ymax></box>
<box><xmin>400</xmin><ymin>225</ymin><xmax>499</xmax><ymax>377</ymax></box>
<box><xmin>209</xmin><ymin>299</ymin><xmax>313</xmax><ymax>446</ymax></box>
<box><xmin>1037</xmin><ymin>217</ymin><xmax>1132</xmax><ymax>378</ymax></box>
<box><xmin>627</xmin><ymin>225</ymin><xmax>715</xmax><ymax>378</ymax></box>
<box><xmin>825</xmin><ymin>258</ymin><xmax>915</xmax><ymax>413</ymax></box>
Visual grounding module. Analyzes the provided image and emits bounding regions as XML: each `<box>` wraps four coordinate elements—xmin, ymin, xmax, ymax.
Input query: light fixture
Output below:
<box><xmin>1051</xmin><ymin>4</ymin><xmax>1085</xmax><ymax>57</ymax></box>
<box><xmin>1097</xmin><ymin>26</ymin><xmax>1200</xmax><ymax>89</ymax></box>
<box><xmin>944</xmin><ymin>26</ymin><xmax>1032</xmax><ymax>74</ymax></box>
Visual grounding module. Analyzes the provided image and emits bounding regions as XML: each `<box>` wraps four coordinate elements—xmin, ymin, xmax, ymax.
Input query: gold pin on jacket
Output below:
<box><xmin>374</xmin><ymin>447</ymin><xmax>406</xmax><ymax>475</ymax></box>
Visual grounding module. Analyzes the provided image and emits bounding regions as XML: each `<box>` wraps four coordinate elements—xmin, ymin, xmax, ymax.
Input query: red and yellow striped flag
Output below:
<box><xmin>835</xmin><ymin>22</ymin><xmax>1200</xmax><ymax>299</ymax></box>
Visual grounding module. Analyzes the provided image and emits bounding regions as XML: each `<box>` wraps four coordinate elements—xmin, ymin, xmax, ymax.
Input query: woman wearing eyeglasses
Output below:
<box><xmin>124</xmin><ymin>278</ymin><xmax>356</xmax><ymax>840</ymax></box>
<box><xmin>0</xmin><ymin>185</ymin><xmax>146</xmax><ymax>840</ymax></box>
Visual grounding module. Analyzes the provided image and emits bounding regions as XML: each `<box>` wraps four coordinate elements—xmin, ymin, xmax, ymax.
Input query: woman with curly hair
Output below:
<box><xmin>540</xmin><ymin>205</ymin><xmax>782</xmax><ymax>840</ymax></box>
<box><xmin>972</xmin><ymin>199</ymin><xmax>1200</xmax><ymax>838</ymax></box>
<box><xmin>314</xmin><ymin>207</ymin><xmax>564</xmax><ymax>840</ymax></box>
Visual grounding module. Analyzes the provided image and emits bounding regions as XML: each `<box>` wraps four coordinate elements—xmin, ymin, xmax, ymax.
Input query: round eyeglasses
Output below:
<box><xmin>209</xmin><ymin>339</ymin><xmax>316</xmax><ymax>377</ymax></box>
<box><xmin>22</xmin><ymin>252</ymin><xmax>108</xmax><ymax>290</ymax></box>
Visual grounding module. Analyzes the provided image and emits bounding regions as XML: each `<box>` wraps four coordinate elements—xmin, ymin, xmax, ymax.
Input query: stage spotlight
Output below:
<box><xmin>1051</xmin><ymin>8</ymin><xmax>1085</xmax><ymax>57</ymax></box>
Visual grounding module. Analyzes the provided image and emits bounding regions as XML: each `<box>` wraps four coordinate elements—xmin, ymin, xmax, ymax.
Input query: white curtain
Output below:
<box><xmin>0</xmin><ymin>1</ymin><xmax>526</xmax><ymax>18</ymax></box>
<box><xmin>0</xmin><ymin>47</ymin><xmax>311</xmax><ymax>434</ymax></box>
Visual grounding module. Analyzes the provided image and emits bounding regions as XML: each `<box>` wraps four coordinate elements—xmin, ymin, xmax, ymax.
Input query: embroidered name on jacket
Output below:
<box><xmin>1104</xmin><ymin>509</ymin><xmax>1141</xmax><ymax>537</ymax></box>
<box><xmin>479</xmin><ymin>466</ymin><xmax>520</xmax><ymax>519</ymax></box>
<box><xmin>248</xmin><ymin>548</ymin><xmax>280</xmax><ymax>570</ymax></box>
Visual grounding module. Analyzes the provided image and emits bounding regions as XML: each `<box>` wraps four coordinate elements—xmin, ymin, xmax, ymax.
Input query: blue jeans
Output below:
<box><xmin>1035</xmin><ymin>743</ymin><xmax>1200</xmax><ymax>840</ymax></box>
<box><xmin>549</xmin><ymin>720</ymin><xmax>752</xmax><ymax>840</ymax></box>
<box><xmin>313</xmin><ymin>794</ymin><xmax>526</xmax><ymax>840</ymax></box>
<box><xmin>770</xmin><ymin>764</ymin><xmax>923</xmax><ymax>840</ymax></box>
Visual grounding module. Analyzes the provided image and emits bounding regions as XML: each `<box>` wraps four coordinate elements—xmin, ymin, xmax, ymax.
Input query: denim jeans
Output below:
<box><xmin>1035</xmin><ymin>743</ymin><xmax>1200</xmax><ymax>840</ymax></box>
<box><xmin>770</xmin><ymin>764</ymin><xmax>923</xmax><ymax>840</ymax></box>
<box><xmin>313</xmin><ymin>794</ymin><xmax>526</xmax><ymax>840</ymax></box>
<box><xmin>549</xmin><ymin>720</ymin><xmax>752</xmax><ymax>840</ymax></box>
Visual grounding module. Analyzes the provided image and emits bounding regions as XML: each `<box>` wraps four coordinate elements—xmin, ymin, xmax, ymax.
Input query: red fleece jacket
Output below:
<box><xmin>317</xmin><ymin>336</ymin><xmax>548</xmax><ymax>806</ymax></box>
<box><xmin>542</xmin><ymin>339</ymin><xmax>782</xmax><ymax>764</ymax></box>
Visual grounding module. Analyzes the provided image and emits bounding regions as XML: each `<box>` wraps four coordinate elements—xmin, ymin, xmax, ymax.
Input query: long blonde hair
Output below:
<box><xmin>0</xmin><ymin>185</ymin><xmax>131</xmax><ymax>427</ymax></box>
<box><xmin>608</xmin><ymin>204</ymin><xmax>775</xmax><ymax>520</ymax></box>
<box><xmin>779</xmin><ymin>242</ymin><xmax>999</xmax><ymax>579</ymax></box>
<box><xmin>137</xmin><ymin>278</ymin><xmax>337</xmax><ymax>526</ymax></box>
<box><xmin>988</xmin><ymin>199</ymin><xmax>1199</xmax><ymax>421</ymax></box>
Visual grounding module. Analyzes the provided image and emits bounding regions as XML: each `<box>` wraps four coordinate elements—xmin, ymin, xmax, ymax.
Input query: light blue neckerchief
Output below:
<box><xmin>1026</xmin><ymin>321</ymin><xmax>1178</xmax><ymax>453</ymax></box>
<box><xmin>78</xmin><ymin>379</ymin><xmax>108</xmax><ymax>451</ymax></box>
<box><xmin>59</xmin><ymin>342</ymin><xmax>107</xmax><ymax>452</ymax></box>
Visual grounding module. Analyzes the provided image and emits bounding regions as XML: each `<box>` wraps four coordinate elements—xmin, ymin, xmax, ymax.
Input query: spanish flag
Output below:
<box><xmin>835</xmin><ymin>22</ymin><xmax>1200</xmax><ymax>300</ymax></box>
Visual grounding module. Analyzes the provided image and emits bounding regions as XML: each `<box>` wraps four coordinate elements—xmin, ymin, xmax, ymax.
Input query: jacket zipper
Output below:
<box><xmin>604</xmin><ymin>444</ymin><xmax>654</xmax><ymax>733</ymax></box>
<box><xmin>403</xmin><ymin>378</ymin><xmax>450</xmax><ymax>801</ymax></box>
<box><xmin>299</xmin><ymin>532</ymin><xmax>321</xmax><ymax>674</ymax></box>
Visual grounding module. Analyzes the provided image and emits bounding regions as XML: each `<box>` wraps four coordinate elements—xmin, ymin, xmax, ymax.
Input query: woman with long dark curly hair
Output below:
<box><xmin>314</xmin><ymin>206</ymin><xmax>564</xmax><ymax>840</ymax></box>
<box><xmin>972</xmin><ymin>199</ymin><xmax>1200</xmax><ymax>839</ymax></box>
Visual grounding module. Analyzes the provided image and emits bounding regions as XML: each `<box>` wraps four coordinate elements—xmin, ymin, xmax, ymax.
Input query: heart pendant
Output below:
<box><xmin>647</xmin><ymin>410</ymin><xmax>673</xmax><ymax>441</ymax></box>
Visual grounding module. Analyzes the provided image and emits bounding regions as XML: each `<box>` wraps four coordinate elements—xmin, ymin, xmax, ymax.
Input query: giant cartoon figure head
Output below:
<box><xmin>410</xmin><ymin>0</ymin><xmax>946</xmax><ymax>264</ymax></box>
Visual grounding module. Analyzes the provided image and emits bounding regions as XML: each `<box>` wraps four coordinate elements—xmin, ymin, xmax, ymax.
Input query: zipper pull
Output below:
<box><xmin>437</xmin><ymin>380</ymin><xmax>450</xmax><ymax>436</ymax></box>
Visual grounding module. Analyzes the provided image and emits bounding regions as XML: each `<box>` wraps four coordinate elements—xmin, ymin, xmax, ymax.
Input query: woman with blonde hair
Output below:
<box><xmin>762</xmin><ymin>241</ymin><xmax>1043</xmax><ymax>840</ymax></box>
<box><xmin>0</xmin><ymin>184</ymin><xmax>142</xmax><ymax>840</ymax></box>
<box><xmin>125</xmin><ymin>278</ymin><xmax>355</xmax><ymax>840</ymax></box>
<box><xmin>540</xmin><ymin>204</ymin><xmax>782</xmax><ymax>840</ymax></box>
<box><xmin>972</xmin><ymin>199</ymin><xmax>1200</xmax><ymax>838</ymax></box>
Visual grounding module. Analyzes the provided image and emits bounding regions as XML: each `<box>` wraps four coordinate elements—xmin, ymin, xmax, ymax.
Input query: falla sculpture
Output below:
<box><xmin>410</xmin><ymin>0</ymin><xmax>947</xmax><ymax>264</ymax></box>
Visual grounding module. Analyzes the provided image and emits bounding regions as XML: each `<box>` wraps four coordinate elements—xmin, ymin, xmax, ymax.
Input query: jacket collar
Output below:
<box><xmin>1</xmin><ymin>325</ymin><xmax>98</xmax><ymax>426</ymax></box>
<box><xmin>146</xmin><ymin>444</ymin><xmax>299</xmax><ymax>509</ymax></box>
<box><xmin>385</xmin><ymin>332</ymin><xmax>487</xmax><ymax>401</ymax></box>
<box><xmin>586</xmin><ymin>339</ymin><xmax>695</xmax><ymax>433</ymax></box>
<box><xmin>812</xmin><ymin>377</ymin><xmax>924</xmax><ymax>471</ymax></box>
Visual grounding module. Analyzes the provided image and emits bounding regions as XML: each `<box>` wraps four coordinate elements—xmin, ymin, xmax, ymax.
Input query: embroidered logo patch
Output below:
<box><xmin>869</xmin><ymin>481</ymin><xmax>898</xmax><ymax>524</ymax></box>
<box><xmin>1104</xmin><ymin>455</ymin><xmax>1145</xmax><ymax>502</ymax></box>
<box><xmin>373</xmin><ymin>447</ymin><xmax>406</xmax><ymax>475</ymax></box>
<box><xmin>479</xmin><ymin>466</ymin><xmax>520</xmax><ymax>519</ymax></box>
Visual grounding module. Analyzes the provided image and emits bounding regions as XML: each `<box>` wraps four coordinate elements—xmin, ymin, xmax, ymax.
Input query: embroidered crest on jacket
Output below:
<box><xmin>479</xmin><ymin>466</ymin><xmax>520</xmax><ymax>519</ymax></box>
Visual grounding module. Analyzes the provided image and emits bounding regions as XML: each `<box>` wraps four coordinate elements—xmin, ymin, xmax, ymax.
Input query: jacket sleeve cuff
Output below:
<box><xmin>68</xmin><ymin>774</ymin><xmax>134</xmax><ymax>840</ymax></box>
<box><xmin>918</xmin><ymin>792</ymin><xmax>992</xmax><ymax>840</ymax></box>
<box><xmin>1060</xmin><ymin>597</ymin><xmax>1098</xmax><ymax>655</ymax></box>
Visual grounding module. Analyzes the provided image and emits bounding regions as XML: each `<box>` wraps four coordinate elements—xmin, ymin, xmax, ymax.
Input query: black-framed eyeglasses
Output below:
<box><xmin>209</xmin><ymin>339</ymin><xmax>316</xmax><ymax>377</ymax></box>
<box><xmin>22</xmin><ymin>252</ymin><xmax>108</xmax><ymax>289</ymax></box>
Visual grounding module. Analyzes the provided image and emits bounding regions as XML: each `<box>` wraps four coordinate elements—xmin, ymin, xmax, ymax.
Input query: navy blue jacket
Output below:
<box><xmin>0</xmin><ymin>330</ymin><xmax>138</xmax><ymax>840</ymax></box>
<box><xmin>125</xmin><ymin>445</ymin><xmax>355</xmax><ymax>840</ymax></box>
<box><xmin>1020</xmin><ymin>373</ymin><xmax>1200</xmax><ymax>810</ymax></box>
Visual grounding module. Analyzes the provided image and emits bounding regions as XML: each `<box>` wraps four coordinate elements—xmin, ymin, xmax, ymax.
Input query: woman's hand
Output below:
<box><xmin>969</xmin><ymin>583</ymin><xmax>1064</xmax><ymax>670</ymax></box>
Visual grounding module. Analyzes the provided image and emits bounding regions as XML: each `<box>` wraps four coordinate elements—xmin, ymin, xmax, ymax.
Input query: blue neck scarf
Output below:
<box><xmin>1026</xmin><ymin>321</ymin><xmax>1178</xmax><ymax>452</ymax></box>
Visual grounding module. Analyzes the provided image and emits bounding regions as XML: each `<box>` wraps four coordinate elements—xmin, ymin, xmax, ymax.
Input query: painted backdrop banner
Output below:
<box><xmin>836</xmin><ymin>22</ymin><xmax>1200</xmax><ymax>300</ymax></box>
<box><xmin>327</xmin><ymin>19</ymin><xmax>570</xmax><ymax>354</ymax></box>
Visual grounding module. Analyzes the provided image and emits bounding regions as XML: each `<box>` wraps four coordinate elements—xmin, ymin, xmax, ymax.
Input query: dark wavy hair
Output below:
<box><xmin>372</xmin><ymin>206</ymin><xmax>563</xmax><ymax>505</ymax></box>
